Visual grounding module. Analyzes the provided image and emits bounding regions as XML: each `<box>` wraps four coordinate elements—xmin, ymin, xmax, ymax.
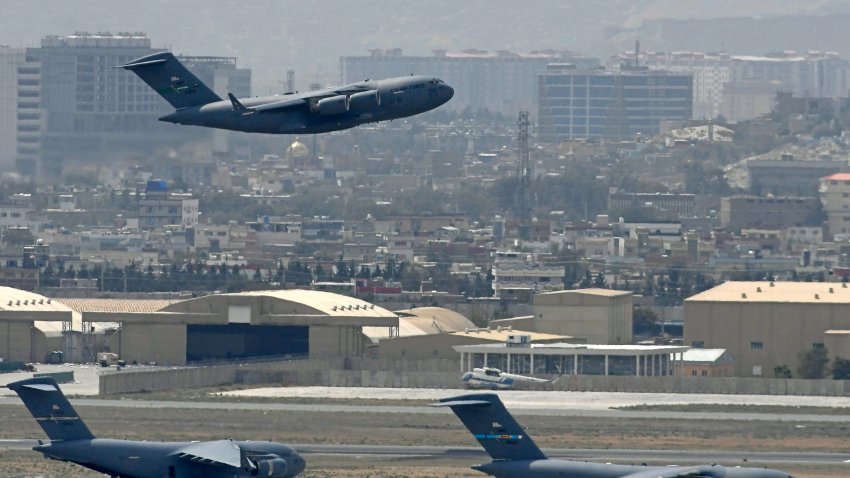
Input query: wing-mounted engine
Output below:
<box><xmin>242</xmin><ymin>450</ymin><xmax>290</xmax><ymax>478</ymax></box>
<box><xmin>349</xmin><ymin>90</ymin><xmax>381</xmax><ymax>111</ymax></box>
<box><xmin>317</xmin><ymin>95</ymin><xmax>350</xmax><ymax>115</ymax></box>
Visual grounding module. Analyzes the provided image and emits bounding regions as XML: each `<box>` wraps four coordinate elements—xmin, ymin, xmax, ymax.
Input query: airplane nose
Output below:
<box><xmin>290</xmin><ymin>453</ymin><xmax>307</xmax><ymax>476</ymax></box>
<box><xmin>443</xmin><ymin>84</ymin><xmax>454</xmax><ymax>101</ymax></box>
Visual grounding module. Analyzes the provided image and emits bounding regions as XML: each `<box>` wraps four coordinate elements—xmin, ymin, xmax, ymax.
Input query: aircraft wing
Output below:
<box><xmin>618</xmin><ymin>465</ymin><xmax>726</xmax><ymax>478</ymax></box>
<box><xmin>251</xmin><ymin>84</ymin><xmax>372</xmax><ymax>113</ymax></box>
<box><xmin>172</xmin><ymin>440</ymin><xmax>242</xmax><ymax>468</ymax></box>
<box><xmin>252</xmin><ymin>97</ymin><xmax>309</xmax><ymax>113</ymax></box>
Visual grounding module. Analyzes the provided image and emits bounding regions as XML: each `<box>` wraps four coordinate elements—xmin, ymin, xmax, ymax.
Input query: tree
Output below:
<box><xmin>593</xmin><ymin>272</ymin><xmax>607</xmax><ymax>288</ymax></box>
<box><xmin>832</xmin><ymin>357</ymin><xmax>850</xmax><ymax>380</ymax></box>
<box><xmin>633</xmin><ymin>308</ymin><xmax>659</xmax><ymax>336</ymax></box>
<box><xmin>579</xmin><ymin>270</ymin><xmax>592</xmax><ymax>288</ymax></box>
<box><xmin>773</xmin><ymin>364</ymin><xmax>792</xmax><ymax>379</ymax></box>
<box><xmin>797</xmin><ymin>347</ymin><xmax>829</xmax><ymax>379</ymax></box>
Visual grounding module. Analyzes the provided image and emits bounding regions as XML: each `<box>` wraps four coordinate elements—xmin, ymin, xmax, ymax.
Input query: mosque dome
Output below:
<box><xmin>287</xmin><ymin>138</ymin><xmax>310</xmax><ymax>157</ymax></box>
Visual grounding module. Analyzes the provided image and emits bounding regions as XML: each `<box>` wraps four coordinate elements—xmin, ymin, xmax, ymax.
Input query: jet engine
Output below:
<box><xmin>249</xmin><ymin>456</ymin><xmax>289</xmax><ymax>477</ymax></box>
<box><xmin>349</xmin><ymin>90</ymin><xmax>380</xmax><ymax>111</ymax></box>
<box><xmin>317</xmin><ymin>95</ymin><xmax>349</xmax><ymax>115</ymax></box>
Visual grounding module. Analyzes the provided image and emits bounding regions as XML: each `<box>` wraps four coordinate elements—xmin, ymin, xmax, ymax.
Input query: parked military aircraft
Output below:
<box><xmin>7</xmin><ymin>377</ymin><xmax>306</xmax><ymax>478</ymax></box>
<box><xmin>118</xmin><ymin>52</ymin><xmax>453</xmax><ymax>134</ymax></box>
<box><xmin>435</xmin><ymin>393</ymin><xmax>794</xmax><ymax>478</ymax></box>
<box><xmin>462</xmin><ymin>367</ymin><xmax>559</xmax><ymax>390</ymax></box>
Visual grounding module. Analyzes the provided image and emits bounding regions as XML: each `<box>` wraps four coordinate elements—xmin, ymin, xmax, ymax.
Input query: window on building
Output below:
<box><xmin>701</xmin><ymin>370</ymin><xmax>708</xmax><ymax>376</ymax></box>
<box><xmin>691</xmin><ymin>370</ymin><xmax>697</xmax><ymax>376</ymax></box>
<box><xmin>750</xmin><ymin>341</ymin><xmax>764</xmax><ymax>350</ymax></box>
<box><xmin>691</xmin><ymin>341</ymin><xmax>704</xmax><ymax>348</ymax></box>
<box><xmin>813</xmin><ymin>342</ymin><xmax>825</xmax><ymax>349</ymax></box>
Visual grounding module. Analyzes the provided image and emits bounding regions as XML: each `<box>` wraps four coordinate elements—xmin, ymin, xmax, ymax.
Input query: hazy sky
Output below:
<box><xmin>3</xmin><ymin>0</ymin><xmax>848</xmax><ymax>92</ymax></box>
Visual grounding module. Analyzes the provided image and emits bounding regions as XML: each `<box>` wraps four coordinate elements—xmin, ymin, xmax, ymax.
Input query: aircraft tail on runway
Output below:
<box><xmin>7</xmin><ymin>377</ymin><xmax>95</xmax><ymax>441</ymax></box>
<box><xmin>117</xmin><ymin>52</ymin><xmax>222</xmax><ymax>109</ymax></box>
<box><xmin>433</xmin><ymin>393</ymin><xmax>546</xmax><ymax>461</ymax></box>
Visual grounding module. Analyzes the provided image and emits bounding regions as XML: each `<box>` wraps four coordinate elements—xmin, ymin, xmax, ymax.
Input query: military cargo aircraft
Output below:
<box><xmin>7</xmin><ymin>377</ymin><xmax>306</xmax><ymax>478</ymax></box>
<box><xmin>435</xmin><ymin>393</ymin><xmax>794</xmax><ymax>478</ymax></box>
<box><xmin>118</xmin><ymin>52</ymin><xmax>453</xmax><ymax>134</ymax></box>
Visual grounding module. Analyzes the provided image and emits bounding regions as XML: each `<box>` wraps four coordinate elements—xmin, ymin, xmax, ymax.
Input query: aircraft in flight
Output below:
<box><xmin>462</xmin><ymin>367</ymin><xmax>559</xmax><ymax>390</ymax></box>
<box><xmin>118</xmin><ymin>52</ymin><xmax>453</xmax><ymax>134</ymax></box>
<box><xmin>435</xmin><ymin>393</ymin><xmax>794</xmax><ymax>478</ymax></box>
<box><xmin>7</xmin><ymin>377</ymin><xmax>306</xmax><ymax>478</ymax></box>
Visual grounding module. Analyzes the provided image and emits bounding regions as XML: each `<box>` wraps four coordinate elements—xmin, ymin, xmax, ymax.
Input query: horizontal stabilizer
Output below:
<box><xmin>432</xmin><ymin>399</ymin><xmax>491</xmax><ymax>408</ymax></box>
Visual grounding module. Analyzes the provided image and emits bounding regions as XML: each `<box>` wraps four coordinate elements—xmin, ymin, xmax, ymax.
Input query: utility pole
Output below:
<box><xmin>516</xmin><ymin>111</ymin><xmax>532</xmax><ymax>240</ymax></box>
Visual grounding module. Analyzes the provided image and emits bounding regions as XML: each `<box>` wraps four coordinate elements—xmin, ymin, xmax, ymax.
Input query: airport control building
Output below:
<box><xmin>0</xmin><ymin>287</ymin><xmax>397</xmax><ymax>366</ymax></box>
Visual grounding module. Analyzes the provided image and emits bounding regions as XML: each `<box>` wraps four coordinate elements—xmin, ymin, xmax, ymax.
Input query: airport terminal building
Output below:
<box><xmin>456</xmin><ymin>342</ymin><xmax>688</xmax><ymax>376</ymax></box>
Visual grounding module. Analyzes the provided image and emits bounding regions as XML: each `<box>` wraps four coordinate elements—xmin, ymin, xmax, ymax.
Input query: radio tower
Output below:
<box><xmin>516</xmin><ymin>111</ymin><xmax>532</xmax><ymax>240</ymax></box>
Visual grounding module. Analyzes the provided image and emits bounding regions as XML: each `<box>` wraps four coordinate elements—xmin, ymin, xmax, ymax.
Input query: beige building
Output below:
<box><xmin>533</xmin><ymin>289</ymin><xmax>633</xmax><ymax>344</ymax></box>
<box><xmin>1</xmin><ymin>289</ymin><xmax>398</xmax><ymax>366</ymax></box>
<box><xmin>684</xmin><ymin>281</ymin><xmax>850</xmax><ymax>377</ymax></box>
<box><xmin>819</xmin><ymin>173</ymin><xmax>850</xmax><ymax>239</ymax></box>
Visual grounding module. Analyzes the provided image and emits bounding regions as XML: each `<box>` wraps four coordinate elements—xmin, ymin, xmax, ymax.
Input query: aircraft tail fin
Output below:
<box><xmin>117</xmin><ymin>52</ymin><xmax>222</xmax><ymax>109</ymax></box>
<box><xmin>7</xmin><ymin>377</ymin><xmax>95</xmax><ymax>441</ymax></box>
<box><xmin>433</xmin><ymin>393</ymin><xmax>546</xmax><ymax>461</ymax></box>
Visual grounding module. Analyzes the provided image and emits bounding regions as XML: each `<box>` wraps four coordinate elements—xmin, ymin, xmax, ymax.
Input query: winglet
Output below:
<box><xmin>228</xmin><ymin>93</ymin><xmax>254</xmax><ymax>115</ymax></box>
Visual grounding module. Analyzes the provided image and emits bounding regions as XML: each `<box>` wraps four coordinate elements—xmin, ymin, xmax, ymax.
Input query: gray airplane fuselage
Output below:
<box><xmin>34</xmin><ymin>438</ymin><xmax>305</xmax><ymax>478</ymax></box>
<box><xmin>474</xmin><ymin>459</ymin><xmax>794</xmax><ymax>478</ymax></box>
<box><xmin>160</xmin><ymin>75</ymin><xmax>453</xmax><ymax>134</ymax></box>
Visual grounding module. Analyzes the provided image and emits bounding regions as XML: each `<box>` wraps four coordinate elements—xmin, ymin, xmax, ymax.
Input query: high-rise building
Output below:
<box><xmin>0</xmin><ymin>47</ymin><xmax>42</xmax><ymax>175</ymax></box>
<box><xmin>612</xmin><ymin>50</ymin><xmax>850</xmax><ymax>120</ymax></box>
<box><xmin>26</xmin><ymin>33</ymin><xmax>252</xmax><ymax>179</ymax></box>
<box><xmin>27</xmin><ymin>33</ymin><xmax>168</xmax><ymax>176</ymax></box>
<box><xmin>537</xmin><ymin>66</ymin><xmax>692</xmax><ymax>143</ymax></box>
<box><xmin>340</xmin><ymin>49</ymin><xmax>599</xmax><ymax>116</ymax></box>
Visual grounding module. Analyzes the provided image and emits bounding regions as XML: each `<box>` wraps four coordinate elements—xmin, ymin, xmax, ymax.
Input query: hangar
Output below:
<box><xmin>0</xmin><ymin>289</ymin><xmax>398</xmax><ymax>366</ymax></box>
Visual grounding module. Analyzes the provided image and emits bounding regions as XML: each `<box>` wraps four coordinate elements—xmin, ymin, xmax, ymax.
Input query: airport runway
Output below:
<box><xmin>1</xmin><ymin>396</ymin><xmax>850</xmax><ymax>423</ymax></box>
<box><xmin>1</xmin><ymin>440</ymin><xmax>846</xmax><ymax>465</ymax></box>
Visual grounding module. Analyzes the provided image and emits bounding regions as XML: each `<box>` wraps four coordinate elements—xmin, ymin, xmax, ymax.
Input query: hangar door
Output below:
<box><xmin>186</xmin><ymin>324</ymin><xmax>308</xmax><ymax>362</ymax></box>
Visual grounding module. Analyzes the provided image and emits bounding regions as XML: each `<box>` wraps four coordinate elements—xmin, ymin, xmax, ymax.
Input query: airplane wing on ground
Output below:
<box><xmin>618</xmin><ymin>465</ymin><xmax>726</xmax><ymax>478</ymax></box>
<box><xmin>172</xmin><ymin>440</ymin><xmax>242</xmax><ymax>468</ymax></box>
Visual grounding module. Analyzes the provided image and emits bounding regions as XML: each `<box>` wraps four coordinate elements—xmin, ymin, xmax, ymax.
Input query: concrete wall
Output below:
<box><xmin>99</xmin><ymin>357</ymin><xmax>462</xmax><ymax>395</ymax></box>
<box><xmin>550</xmin><ymin>375</ymin><xmax>850</xmax><ymax>396</ymax></box>
<box><xmin>99</xmin><ymin>356</ymin><xmax>850</xmax><ymax>397</ymax></box>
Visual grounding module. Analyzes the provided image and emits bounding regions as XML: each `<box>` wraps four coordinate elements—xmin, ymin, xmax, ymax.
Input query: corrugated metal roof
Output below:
<box><xmin>55</xmin><ymin>298</ymin><xmax>179</xmax><ymax>313</ymax></box>
<box><xmin>228</xmin><ymin>289</ymin><xmax>397</xmax><ymax>317</ymax></box>
<box><xmin>685</xmin><ymin>281</ymin><xmax>850</xmax><ymax>304</ymax></box>
<box><xmin>0</xmin><ymin>287</ymin><xmax>71</xmax><ymax>312</ymax></box>
<box><xmin>396</xmin><ymin>307</ymin><xmax>476</xmax><ymax>334</ymax></box>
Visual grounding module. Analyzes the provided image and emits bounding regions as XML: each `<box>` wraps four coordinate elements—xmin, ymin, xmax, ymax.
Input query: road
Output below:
<box><xmin>2</xmin><ymin>396</ymin><xmax>850</xmax><ymax>423</ymax></box>
<box><xmin>0</xmin><ymin>440</ymin><xmax>846</xmax><ymax>465</ymax></box>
